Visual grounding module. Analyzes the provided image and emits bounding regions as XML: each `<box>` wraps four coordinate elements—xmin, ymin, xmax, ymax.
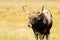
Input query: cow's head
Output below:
<box><xmin>22</xmin><ymin>5</ymin><xmax>45</xmax><ymax>27</ymax></box>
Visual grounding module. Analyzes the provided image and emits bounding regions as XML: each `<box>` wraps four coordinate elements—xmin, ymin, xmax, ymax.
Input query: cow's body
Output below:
<box><xmin>28</xmin><ymin>9</ymin><xmax>52</xmax><ymax>40</ymax></box>
<box><xmin>23</xmin><ymin>6</ymin><xmax>53</xmax><ymax>40</ymax></box>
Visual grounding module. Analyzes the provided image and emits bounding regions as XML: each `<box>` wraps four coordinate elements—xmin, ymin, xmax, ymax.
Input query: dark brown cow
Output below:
<box><xmin>23</xmin><ymin>6</ymin><xmax>53</xmax><ymax>40</ymax></box>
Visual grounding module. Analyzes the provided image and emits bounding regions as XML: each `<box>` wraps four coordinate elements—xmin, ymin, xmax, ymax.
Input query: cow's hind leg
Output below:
<box><xmin>46</xmin><ymin>34</ymin><xmax>49</xmax><ymax>40</ymax></box>
<box><xmin>46</xmin><ymin>30</ymin><xmax>50</xmax><ymax>40</ymax></box>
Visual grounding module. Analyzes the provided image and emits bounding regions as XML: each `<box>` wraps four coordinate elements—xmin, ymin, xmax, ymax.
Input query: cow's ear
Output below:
<box><xmin>34</xmin><ymin>11</ymin><xmax>41</xmax><ymax>20</ymax></box>
<box><xmin>36</xmin><ymin>12</ymin><xmax>40</xmax><ymax>17</ymax></box>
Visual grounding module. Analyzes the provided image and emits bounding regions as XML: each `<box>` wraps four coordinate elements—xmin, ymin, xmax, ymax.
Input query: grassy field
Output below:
<box><xmin>0</xmin><ymin>1</ymin><xmax>60</xmax><ymax>40</ymax></box>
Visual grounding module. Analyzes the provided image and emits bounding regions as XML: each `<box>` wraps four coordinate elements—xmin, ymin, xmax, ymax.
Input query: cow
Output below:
<box><xmin>23</xmin><ymin>5</ymin><xmax>53</xmax><ymax>40</ymax></box>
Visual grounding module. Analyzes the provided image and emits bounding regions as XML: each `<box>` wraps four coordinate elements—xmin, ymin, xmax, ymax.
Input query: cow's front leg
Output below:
<box><xmin>34</xmin><ymin>33</ymin><xmax>38</xmax><ymax>40</ymax></box>
<box><xmin>33</xmin><ymin>30</ymin><xmax>38</xmax><ymax>40</ymax></box>
<box><xmin>42</xmin><ymin>34</ymin><xmax>45</xmax><ymax>39</ymax></box>
<box><xmin>39</xmin><ymin>34</ymin><xmax>43</xmax><ymax>40</ymax></box>
<box><xmin>46</xmin><ymin>34</ymin><xmax>49</xmax><ymax>40</ymax></box>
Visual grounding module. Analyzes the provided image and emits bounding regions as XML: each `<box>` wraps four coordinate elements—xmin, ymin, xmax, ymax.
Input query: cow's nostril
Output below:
<box><xmin>28</xmin><ymin>24</ymin><xmax>32</xmax><ymax>28</ymax></box>
<box><xmin>28</xmin><ymin>24</ymin><xmax>30</xmax><ymax>27</ymax></box>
